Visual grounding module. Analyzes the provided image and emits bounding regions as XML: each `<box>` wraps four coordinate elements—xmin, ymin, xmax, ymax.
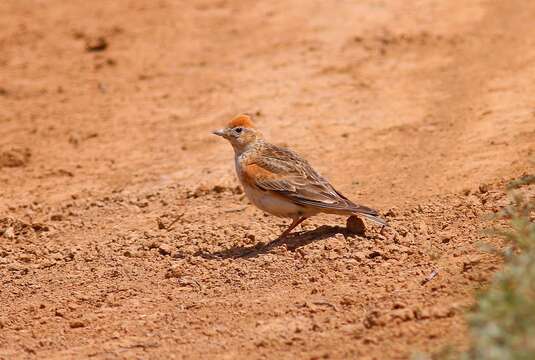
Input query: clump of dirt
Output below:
<box><xmin>84</xmin><ymin>37</ymin><xmax>108</xmax><ymax>52</ymax></box>
<box><xmin>0</xmin><ymin>217</ymin><xmax>49</xmax><ymax>241</ymax></box>
<box><xmin>0</xmin><ymin>147</ymin><xmax>31</xmax><ymax>168</ymax></box>
<box><xmin>346</xmin><ymin>215</ymin><xmax>366</xmax><ymax>235</ymax></box>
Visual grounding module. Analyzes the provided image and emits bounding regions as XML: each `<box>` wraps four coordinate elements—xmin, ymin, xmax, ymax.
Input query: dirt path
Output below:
<box><xmin>1</xmin><ymin>1</ymin><xmax>534</xmax><ymax>359</ymax></box>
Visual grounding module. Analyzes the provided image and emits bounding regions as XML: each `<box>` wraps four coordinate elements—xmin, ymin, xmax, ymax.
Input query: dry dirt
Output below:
<box><xmin>1</xmin><ymin>1</ymin><xmax>535</xmax><ymax>359</ymax></box>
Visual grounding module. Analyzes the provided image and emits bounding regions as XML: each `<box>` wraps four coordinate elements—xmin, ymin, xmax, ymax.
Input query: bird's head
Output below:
<box><xmin>212</xmin><ymin>114</ymin><xmax>263</xmax><ymax>152</ymax></box>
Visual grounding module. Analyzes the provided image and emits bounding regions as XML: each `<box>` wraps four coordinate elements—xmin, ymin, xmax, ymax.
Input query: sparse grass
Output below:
<box><xmin>414</xmin><ymin>175</ymin><xmax>535</xmax><ymax>360</ymax></box>
<box><xmin>468</xmin><ymin>177</ymin><xmax>535</xmax><ymax>360</ymax></box>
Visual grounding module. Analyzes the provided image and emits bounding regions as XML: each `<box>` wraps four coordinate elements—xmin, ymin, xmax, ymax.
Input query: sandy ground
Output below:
<box><xmin>1</xmin><ymin>0</ymin><xmax>535</xmax><ymax>359</ymax></box>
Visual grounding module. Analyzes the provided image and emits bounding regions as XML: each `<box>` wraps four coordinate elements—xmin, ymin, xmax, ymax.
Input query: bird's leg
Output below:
<box><xmin>279</xmin><ymin>216</ymin><xmax>307</xmax><ymax>238</ymax></box>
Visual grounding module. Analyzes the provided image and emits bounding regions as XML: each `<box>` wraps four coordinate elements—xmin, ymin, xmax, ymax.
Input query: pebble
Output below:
<box><xmin>50</xmin><ymin>214</ymin><xmax>64</xmax><ymax>221</ymax></box>
<box><xmin>440</xmin><ymin>232</ymin><xmax>453</xmax><ymax>243</ymax></box>
<box><xmin>367</xmin><ymin>250</ymin><xmax>382</xmax><ymax>259</ymax></box>
<box><xmin>346</xmin><ymin>216</ymin><xmax>365</xmax><ymax>235</ymax></box>
<box><xmin>69</xmin><ymin>319</ymin><xmax>86</xmax><ymax>328</ymax></box>
<box><xmin>165</xmin><ymin>264</ymin><xmax>183</xmax><ymax>278</ymax></box>
<box><xmin>158</xmin><ymin>243</ymin><xmax>172</xmax><ymax>256</ymax></box>
<box><xmin>3</xmin><ymin>227</ymin><xmax>15</xmax><ymax>239</ymax></box>
<box><xmin>385</xmin><ymin>207</ymin><xmax>398</xmax><ymax>217</ymax></box>
<box><xmin>85</xmin><ymin>37</ymin><xmax>108</xmax><ymax>52</ymax></box>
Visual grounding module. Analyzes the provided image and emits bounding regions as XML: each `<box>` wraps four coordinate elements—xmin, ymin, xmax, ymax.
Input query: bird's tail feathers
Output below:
<box><xmin>354</xmin><ymin>211</ymin><xmax>389</xmax><ymax>227</ymax></box>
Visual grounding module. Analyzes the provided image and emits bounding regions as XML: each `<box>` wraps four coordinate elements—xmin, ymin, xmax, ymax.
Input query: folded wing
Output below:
<box><xmin>244</xmin><ymin>144</ymin><xmax>381</xmax><ymax>219</ymax></box>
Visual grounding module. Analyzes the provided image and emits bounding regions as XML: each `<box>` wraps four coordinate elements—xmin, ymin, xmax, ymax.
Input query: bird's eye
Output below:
<box><xmin>235</xmin><ymin>127</ymin><xmax>243</xmax><ymax>134</ymax></box>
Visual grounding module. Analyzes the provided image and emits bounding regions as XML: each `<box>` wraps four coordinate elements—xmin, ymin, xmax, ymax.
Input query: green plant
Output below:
<box><xmin>468</xmin><ymin>178</ymin><xmax>535</xmax><ymax>360</ymax></box>
<box><xmin>413</xmin><ymin>176</ymin><xmax>534</xmax><ymax>360</ymax></box>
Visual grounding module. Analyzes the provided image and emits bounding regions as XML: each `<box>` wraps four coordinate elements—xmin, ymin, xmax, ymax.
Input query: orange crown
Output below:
<box><xmin>227</xmin><ymin>114</ymin><xmax>255</xmax><ymax>129</ymax></box>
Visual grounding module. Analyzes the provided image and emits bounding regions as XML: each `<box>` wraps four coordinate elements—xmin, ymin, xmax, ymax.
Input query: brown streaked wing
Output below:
<box><xmin>246</xmin><ymin>144</ymin><xmax>377</xmax><ymax>215</ymax></box>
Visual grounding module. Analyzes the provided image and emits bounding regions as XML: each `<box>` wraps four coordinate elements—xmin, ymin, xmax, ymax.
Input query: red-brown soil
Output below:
<box><xmin>1</xmin><ymin>1</ymin><xmax>534</xmax><ymax>359</ymax></box>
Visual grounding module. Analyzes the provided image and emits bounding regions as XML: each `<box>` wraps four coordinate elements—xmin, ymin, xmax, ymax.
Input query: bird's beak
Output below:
<box><xmin>212</xmin><ymin>129</ymin><xmax>226</xmax><ymax>137</ymax></box>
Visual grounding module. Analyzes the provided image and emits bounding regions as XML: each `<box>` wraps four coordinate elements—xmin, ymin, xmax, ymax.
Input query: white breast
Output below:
<box><xmin>241</xmin><ymin>182</ymin><xmax>305</xmax><ymax>218</ymax></box>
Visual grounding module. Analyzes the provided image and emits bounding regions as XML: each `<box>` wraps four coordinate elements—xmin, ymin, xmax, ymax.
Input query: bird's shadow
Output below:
<box><xmin>195</xmin><ymin>225</ymin><xmax>360</xmax><ymax>260</ymax></box>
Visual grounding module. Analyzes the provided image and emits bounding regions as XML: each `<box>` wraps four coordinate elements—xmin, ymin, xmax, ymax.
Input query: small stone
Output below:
<box><xmin>69</xmin><ymin>319</ymin><xmax>86</xmax><ymax>328</ymax></box>
<box><xmin>353</xmin><ymin>251</ymin><xmax>367</xmax><ymax>262</ymax></box>
<box><xmin>3</xmin><ymin>227</ymin><xmax>15</xmax><ymax>239</ymax></box>
<box><xmin>346</xmin><ymin>216</ymin><xmax>365</xmax><ymax>235</ymax></box>
<box><xmin>430</xmin><ymin>306</ymin><xmax>455</xmax><ymax>319</ymax></box>
<box><xmin>367</xmin><ymin>250</ymin><xmax>382</xmax><ymax>259</ymax></box>
<box><xmin>123</xmin><ymin>249</ymin><xmax>135</xmax><ymax>257</ymax></box>
<box><xmin>158</xmin><ymin>244</ymin><xmax>172</xmax><ymax>256</ymax></box>
<box><xmin>404</xmin><ymin>232</ymin><xmax>415</xmax><ymax>243</ymax></box>
<box><xmin>392</xmin><ymin>302</ymin><xmax>406</xmax><ymax>309</ymax></box>
<box><xmin>479</xmin><ymin>183</ymin><xmax>489</xmax><ymax>193</ymax></box>
<box><xmin>50</xmin><ymin>214</ymin><xmax>63</xmax><ymax>221</ymax></box>
<box><xmin>440</xmin><ymin>232</ymin><xmax>452</xmax><ymax>243</ymax></box>
<box><xmin>32</xmin><ymin>223</ymin><xmax>49</xmax><ymax>232</ymax></box>
<box><xmin>85</xmin><ymin>37</ymin><xmax>108</xmax><ymax>52</ymax></box>
<box><xmin>0</xmin><ymin>147</ymin><xmax>31</xmax><ymax>168</ymax></box>
<box><xmin>190</xmin><ymin>185</ymin><xmax>210</xmax><ymax>198</ymax></box>
<box><xmin>157</xmin><ymin>218</ymin><xmax>166</xmax><ymax>230</ymax></box>
<box><xmin>385</xmin><ymin>207</ymin><xmax>398</xmax><ymax>217</ymax></box>
<box><xmin>363</xmin><ymin>310</ymin><xmax>385</xmax><ymax>329</ymax></box>
<box><xmin>417</xmin><ymin>221</ymin><xmax>428</xmax><ymax>235</ymax></box>
<box><xmin>165</xmin><ymin>264</ymin><xmax>183</xmax><ymax>278</ymax></box>
<box><xmin>17</xmin><ymin>254</ymin><xmax>32</xmax><ymax>263</ymax></box>
<box><xmin>390</xmin><ymin>308</ymin><xmax>414</xmax><ymax>322</ymax></box>
<box><xmin>334</xmin><ymin>233</ymin><xmax>345</xmax><ymax>241</ymax></box>
<box><xmin>136</xmin><ymin>200</ymin><xmax>149</xmax><ymax>208</ymax></box>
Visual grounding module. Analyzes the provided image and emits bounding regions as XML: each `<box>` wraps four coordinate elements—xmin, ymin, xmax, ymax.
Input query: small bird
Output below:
<box><xmin>213</xmin><ymin>114</ymin><xmax>387</xmax><ymax>238</ymax></box>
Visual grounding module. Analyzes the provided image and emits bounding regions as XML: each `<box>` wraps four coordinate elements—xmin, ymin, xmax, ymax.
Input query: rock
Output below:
<box><xmin>0</xmin><ymin>147</ymin><xmax>31</xmax><ymax>168</ymax></box>
<box><xmin>212</xmin><ymin>185</ymin><xmax>226</xmax><ymax>193</ymax></box>
<box><xmin>417</xmin><ymin>221</ymin><xmax>428</xmax><ymax>235</ymax></box>
<box><xmin>85</xmin><ymin>37</ymin><xmax>108</xmax><ymax>52</ymax></box>
<box><xmin>165</xmin><ymin>264</ymin><xmax>183</xmax><ymax>278</ymax></box>
<box><xmin>479</xmin><ymin>183</ymin><xmax>489</xmax><ymax>193</ymax></box>
<box><xmin>17</xmin><ymin>254</ymin><xmax>32</xmax><ymax>263</ymax></box>
<box><xmin>31</xmin><ymin>223</ymin><xmax>49</xmax><ymax>232</ymax></box>
<box><xmin>158</xmin><ymin>243</ymin><xmax>172</xmax><ymax>256</ymax></box>
<box><xmin>440</xmin><ymin>232</ymin><xmax>453</xmax><ymax>243</ymax></box>
<box><xmin>3</xmin><ymin>227</ymin><xmax>15</xmax><ymax>239</ymax></box>
<box><xmin>189</xmin><ymin>185</ymin><xmax>210</xmax><ymax>198</ymax></box>
<box><xmin>363</xmin><ymin>310</ymin><xmax>386</xmax><ymax>328</ymax></box>
<box><xmin>69</xmin><ymin>319</ymin><xmax>86</xmax><ymax>328</ymax></box>
<box><xmin>334</xmin><ymin>233</ymin><xmax>345</xmax><ymax>241</ymax></box>
<box><xmin>50</xmin><ymin>214</ymin><xmax>64</xmax><ymax>221</ymax></box>
<box><xmin>462</xmin><ymin>256</ymin><xmax>482</xmax><ymax>272</ymax></box>
<box><xmin>346</xmin><ymin>216</ymin><xmax>365</xmax><ymax>235</ymax></box>
<box><xmin>367</xmin><ymin>250</ymin><xmax>382</xmax><ymax>259</ymax></box>
<box><xmin>389</xmin><ymin>308</ymin><xmax>414</xmax><ymax>322</ymax></box>
<box><xmin>385</xmin><ymin>207</ymin><xmax>398</xmax><ymax>217</ymax></box>
<box><xmin>430</xmin><ymin>306</ymin><xmax>455</xmax><ymax>319</ymax></box>
<box><xmin>353</xmin><ymin>251</ymin><xmax>367</xmax><ymax>262</ymax></box>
